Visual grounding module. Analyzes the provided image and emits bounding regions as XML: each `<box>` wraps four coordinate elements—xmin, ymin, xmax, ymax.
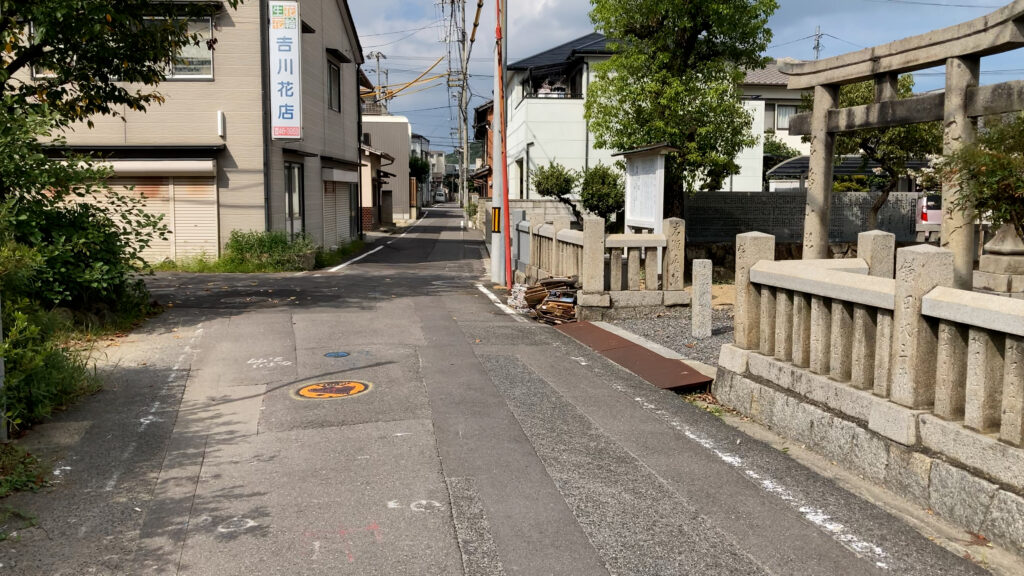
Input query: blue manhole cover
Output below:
<box><xmin>324</xmin><ymin>352</ymin><xmax>350</xmax><ymax>358</ymax></box>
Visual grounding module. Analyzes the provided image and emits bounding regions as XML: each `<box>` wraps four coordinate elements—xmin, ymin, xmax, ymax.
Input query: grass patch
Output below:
<box><xmin>0</xmin><ymin>444</ymin><xmax>46</xmax><ymax>498</ymax></box>
<box><xmin>153</xmin><ymin>230</ymin><xmax>317</xmax><ymax>273</ymax></box>
<box><xmin>0</xmin><ymin>506</ymin><xmax>38</xmax><ymax>541</ymax></box>
<box><xmin>314</xmin><ymin>240</ymin><xmax>366</xmax><ymax>269</ymax></box>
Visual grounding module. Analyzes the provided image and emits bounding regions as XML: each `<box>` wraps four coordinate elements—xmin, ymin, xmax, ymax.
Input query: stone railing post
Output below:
<box><xmin>551</xmin><ymin>217</ymin><xmax>570</xmax><ymax>277</ymax></box>
<box><xmin>582</xmin><ymin>217</ymin><xmax>605</xmax><ymax>292</ymax></box>
<box><xmin>510</xmin><ymin>209</ymin><xmax>526</xmax><ymax>275</ymax></box>
<box><xmin>890</xmin><ymin>245</ymin><xmax>954</xmax><ymax>409</ymax></box>
<box><xmin>692</xmin><ymin>259</ymin><xmax>712</xmax><ymax>339</ymax></box>
<box><xmin>735</xmin><ymin>232</ymin><xmax>775</xmax><ymax>350</ymax></box>
<box><xmin>858</xmin><ymin>230</ymin><xmax>895</xmax><ymax>278</ymax></box>
<box><xmin>662</xmin><ymin>218</ymin><xmax>686</xmax><ymax>292</ymax></box>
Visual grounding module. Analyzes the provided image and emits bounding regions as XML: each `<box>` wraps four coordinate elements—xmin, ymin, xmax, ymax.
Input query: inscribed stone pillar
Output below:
<box><xmin>662</xmin><ymin>218</ymin><xmax>686</xmax><ymax>291</ymax></box>
<box><xmin>803</xmin><ymin>84</ymin><xmax>839</xmax><ymax>260</ymax></box>
<box><xmin>1001</xmin><ymin>336</ymin><xmax>1024</xmax><ymax>446</ymax></box>
<box><xmin>735</xmin><ymin>232</ymin><xmax>775</xmax><ymax>350</ymax></box>
<box><xmin>858</xmin><ymin>230</ymin><xmax>896</xmax><ymax>278</ymax></box>
<box><xmin>890</xmin><ymin>245</ymin><xmax>954</xmax><ymax>409</ymax></box>
<box><xmin>965</xmin><ymin>328</ymin><xmax>1004</xmax><ymax>434</ymax></box>
<box><xmin>934</xmin><ymin>321</ymin><xmax>968</xmax><ymax>420</ymax></box>
<box><xmin>941</xmin><ymin>56</ymin><xmax>980</xmax><ymax>290</ymax></box>
<box><xmin>692</xmin><ymin>259</ymin><xmax>712</xmax><ymax>339</ymax></box>
<box><xmin>582</xmin><ymin>217</ymin><xmax>605</xmax><ymax>293</ymax></box>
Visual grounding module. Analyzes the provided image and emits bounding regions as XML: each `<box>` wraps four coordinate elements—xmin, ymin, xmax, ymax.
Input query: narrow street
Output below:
<box><xmin>2</xmin><ymin>207</ymin><xmax>987</xmax><ymax>575</ymax></box>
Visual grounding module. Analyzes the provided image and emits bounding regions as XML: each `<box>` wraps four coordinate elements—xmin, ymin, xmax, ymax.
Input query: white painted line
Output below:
<box><xmin>628</xmin><ymin>394</ymin><xmax>891</xmax><ymax>570</ymax></box>
<box><xmin>329</xmin><ymin>245</ymin><xmax>383</xmax><ymax>272</ymax></box>
<box><xmin>475</xmin><ymin>283</ymin><xmax>528</xmax><ymax>323</ymax></box>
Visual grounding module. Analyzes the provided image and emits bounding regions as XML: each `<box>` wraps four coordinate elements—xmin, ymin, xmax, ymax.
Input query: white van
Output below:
<box><xmin>434</xmin><ymin>191</ymin><xmax>447</xmax><ymax>203</ymax></box>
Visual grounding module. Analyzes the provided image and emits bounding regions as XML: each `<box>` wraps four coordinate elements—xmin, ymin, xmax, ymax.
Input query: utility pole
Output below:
<box><xmin>813</xmin><ymin>26</ymin><xmax>823</xmax><ymax>60</ymax></box>
<box><xmin>366</xmin><ymin>50</ymin><xmax>387</xmax><ymax>110</ymax></box>
<box><xmin>495</xmin><ymin>0</ymin><xmax>511</xmax><ymax>288</ymax></box>
<box><xmin>460</xmin><ymin>0</ymin><xmax>469</xmax><ymax>208</ymax></box>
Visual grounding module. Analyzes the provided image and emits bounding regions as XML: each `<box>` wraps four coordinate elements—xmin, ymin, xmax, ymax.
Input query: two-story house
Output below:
<box><xmin>57</xmin><ymin>0</ymin><xmax>364</xmax><ymax>261</ymax></box>
<box><xmin>504</xmin><ymin>33</ymin><xmax>810</xmax><ymax>198</ymax></box>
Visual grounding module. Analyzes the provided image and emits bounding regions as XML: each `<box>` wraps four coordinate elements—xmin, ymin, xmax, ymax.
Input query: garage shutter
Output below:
<box><xmin>171</xmin><ymin>177</ymin><xmax>219</xmax><ymax>259</ymax></box>
<box><xmin>323</xmin><ymin>181</ymin><xmax>339</xmax><ymax>249</ymax></box>
<box><xmin>336</xmin><ymin>183</ymin><xmax>351</xmax><ymax>242</ymax></box>
<box><xmin>108</xmin><ymin>177</ymin><xmax>173</xmax><ymax>262</ymax></box>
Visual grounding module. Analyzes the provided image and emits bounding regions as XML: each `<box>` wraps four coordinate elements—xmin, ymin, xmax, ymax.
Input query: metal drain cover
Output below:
<box><xmin>295</xmin><ymin>380</ymin><xmax>371</xmax><ymax>399</ymax></box>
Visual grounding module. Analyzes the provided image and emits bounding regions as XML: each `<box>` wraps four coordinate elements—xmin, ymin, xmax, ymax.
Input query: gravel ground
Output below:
<box><xmin>610</xmin><ymin>308</ymin><xmax>735</xmax><ymax>367</ymax></box>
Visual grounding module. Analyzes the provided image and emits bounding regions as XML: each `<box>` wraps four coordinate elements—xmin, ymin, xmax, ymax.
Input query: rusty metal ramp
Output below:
<box><xmin>555</xmin><ymin>321</ymin><xmax>712</xmax><ymax>392</ymax></box>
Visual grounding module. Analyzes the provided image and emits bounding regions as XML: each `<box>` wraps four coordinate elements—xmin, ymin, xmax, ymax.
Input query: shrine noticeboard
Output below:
<box><xmin>623</xmin><ymin>152</ymin><xmax>666</xmax><ymax>233</ymax></box>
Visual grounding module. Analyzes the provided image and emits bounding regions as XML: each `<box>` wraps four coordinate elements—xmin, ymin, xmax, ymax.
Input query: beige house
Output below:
<box><xmin>56</xmin><ymin>0</ymin><xmax>364</xmax><ymax>261</ymax></box>
<box><xmin>362</xmin><ymin>115</ymin><xmax>412</xmax><ymax>224</ymax></box>
<box><xmin>359</xmin><ymin>144</ymin><xmax>395</xmax><ymax>230</ymax></box>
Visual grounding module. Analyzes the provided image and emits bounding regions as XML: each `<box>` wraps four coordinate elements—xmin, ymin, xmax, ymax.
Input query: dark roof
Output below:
<box><xmin>768</xmin><ymin>155</ymin><xmax>931</xmax><ymax>178</ymax></box>
<box><xmin>744</xmin><ymin>61</ymin><xmax>789</xmax><ymax>86</ymax></box>
<box><xmin>508</xmin><ymin>32</ymin><xmax>612</xmax><ymax>71</ymax></box>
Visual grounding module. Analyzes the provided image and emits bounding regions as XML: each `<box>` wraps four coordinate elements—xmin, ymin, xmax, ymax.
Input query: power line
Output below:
<box><xmin>363</xmin><ymin>24</ymin><xmax>440</xmax><ymax>49</ymax></box>
<box><xmin>767</xmin><ymin>34</ymin><xmax>816</xmax><ymax>50</ymax></box>
<box><xmin>862</xmin><ymin>0</ymin><xmax>1000</xmax><ymax>7</ymax></box>
<box><xmin>360</xmin><ymin>22</ymin><xmax>443</xmax><ymax>38</ymax></box>
<box><xmin>823</xmin><ymin>34</ymin><xmax>865</xmax><ymax>49</ymax></box>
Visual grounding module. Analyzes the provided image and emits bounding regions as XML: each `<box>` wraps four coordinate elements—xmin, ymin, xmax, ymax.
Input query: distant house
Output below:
<box><xmin>504</xmin><ymin>32</ymin><xmax>810</xmax><ymax>197</ymax></box>
<box><xmin>359</xmin><ymin>143</ymin><xmax>394</xmax><ymax>230</ymax></box>
<box><xmin>56</xmin><ymin>0</ymin><xmax>365</xmax><ymax>259</ymax></box>
<box><xmin>362</xmin><ymin>115</ymin><xmax>412</xmax><ymax>224</ymax></box>
<box><xmin>472</xmin><ymin>100</ymin><xmax>494</xmax><ymax>198</ymax></box>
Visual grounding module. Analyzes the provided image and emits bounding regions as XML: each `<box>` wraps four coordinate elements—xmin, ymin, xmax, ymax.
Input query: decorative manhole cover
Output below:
<box><xmin>296</xmin><ymin>380</ymin><xmax>371</xmax><ymax>399</ymax></box>
<box><xmin>324</xmin><ymin>352</ymin><xmax>350</xmax><ymax>358</ymax></box>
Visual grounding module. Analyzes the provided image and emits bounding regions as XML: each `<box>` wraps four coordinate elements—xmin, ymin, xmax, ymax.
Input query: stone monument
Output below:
<box><xmin>974</xmin><ymin>225</ymin><xmax>1024</xmax><ymax>299</ymax></box>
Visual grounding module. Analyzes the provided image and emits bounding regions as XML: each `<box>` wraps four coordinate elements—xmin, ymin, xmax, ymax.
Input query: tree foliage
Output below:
<box><xmin>579</xmin><ymin>163</ymin><xmax>624</xmax><ymax>224</ymax></box>
<box><xmin>939</xmin><ymin>113</ymin><xmax>1024</xmax><ymax>238</ymax></box>
<box><xmin>533</xmin><ymin>161</ymin><xmax>582</xmax><ymax>221</ymax></box>
<box><xmin>585</xmin><ymin>0</ymin><xmax>778</xmax><ymax>209</ymax></box>
<box><xmin>829</xmin><ymin>76</ymin><xmax>942</xmax><ymax>228</ymax></box>
<box><xmin>410</xmin><ymin>155</ymin><xmax>431</xmax><ymax>181</ymax></box>
<box><xmin>0</xmin><ymin>0</ymin><xmax>238</xmax><ymax>132</ymax></box>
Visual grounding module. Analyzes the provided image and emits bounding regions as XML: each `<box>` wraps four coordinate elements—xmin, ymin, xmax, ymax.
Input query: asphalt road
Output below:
<box><xmin>0</xmin><ymin>206</ymin><xmax>990</xmax><ymax>575</ymax></box>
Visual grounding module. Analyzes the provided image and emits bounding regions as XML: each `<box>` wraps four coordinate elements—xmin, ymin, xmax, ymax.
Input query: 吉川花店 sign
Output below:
<box><xmin>269</xmin><ymin>0</ymin><xmax>301</xmax><ymax>140</ymax></box>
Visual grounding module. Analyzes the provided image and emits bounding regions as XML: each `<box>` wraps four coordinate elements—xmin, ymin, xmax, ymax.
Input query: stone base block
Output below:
<box><xmin>980</xmin><ymin>254</ymin><xmax>1024</xmax><ymax>275</ymax></box>
<box><xmin>718</xmin><ymin>344</ymin><xmax>750</xmax><ymax>374</ymax></box>
<box><xmin>920</xmin><ymin>415</ymin><xmax>1024</xmax><ymax>491</ymax></box>
<box><xmin>663</xmin><ymin>290</ymin><xmax>691</xmax><ymax>307</ymax></box>
<box><xmin>713</xmin><ymin>365</ymin><xmax>1024</xmax><ymax>557</ymax></box>
<box><xmin>974</xmin><ymin>270</ymin><xmax>1014</xmax><ymax>292</ymax></box>
<box><xmin>867</xmin><ymin>401</ymin><xmax>927</xmax><ymax>446</ymax></box>
<box><xmin>577</xmin><ymin>291</ymin><xmax>611</xmax><ymax>307</ymax></box>
<box><xmin>746</xmin><ymin>352</ymin><xmax>875</xmax><ymax>423</ymax></box>
<box><xmin>609</xmin><ymin>290</ymin><xmax>664</xmax><ymax>307</ymax></box>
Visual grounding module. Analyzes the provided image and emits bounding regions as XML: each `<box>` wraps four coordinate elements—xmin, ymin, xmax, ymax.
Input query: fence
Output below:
<box><xmin>718</xmin><ymin>230</ymin><xmax>1024</xmax><ymax>554</ymax></box>
<box><xmin>682</xmin><ymin>191</ymin><xmax>919</xmax><ymax>244</ymax></box>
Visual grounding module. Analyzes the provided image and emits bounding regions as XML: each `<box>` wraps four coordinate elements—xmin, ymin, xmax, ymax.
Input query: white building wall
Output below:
<box><xmin>728</xmin><ymin>100</ymin><xmax>766</xmax><ymax>192</ymax></box>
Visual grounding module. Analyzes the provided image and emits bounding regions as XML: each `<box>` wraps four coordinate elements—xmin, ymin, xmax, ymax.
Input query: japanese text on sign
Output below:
<box><xmin>269</xmin><ymin>1</ymin><xmax>301</xmax><ymax>139</ymax></box>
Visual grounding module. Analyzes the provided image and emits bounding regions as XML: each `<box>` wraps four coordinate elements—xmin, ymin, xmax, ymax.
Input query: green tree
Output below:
<box><xmin>533</xmin><ymin>161</ymin><xmax>581</xmax><ymax>221</ymax></box>
<box><xmin>585</xmin><ymin>0</ymin><xmax>778</xmax><ymax>213</ymax></box>
<box><xmin>579</xmin><ymin>163</ymin><xmax>624</xmax><ymax>226</ymax></box>
<box><xmin>410</xmin><ymin>156</ymin><xmax>431</xmax><ymax>181</ymax></box>
<box><xmin>0</xmin><ymin>0</ymin><xmax>237</xmax><ymax>134</ymax></box>
<box><xmin>830</xmin><ymin>76</ymin><xmax>942</xmax><ymax>229</ymax></box>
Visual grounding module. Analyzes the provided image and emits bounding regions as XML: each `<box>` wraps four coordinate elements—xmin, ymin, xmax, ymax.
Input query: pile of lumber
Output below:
<box><xmin>530</xmin><ymin>277</ymin><xmax>580</xmax><ymax>325</ymax></box>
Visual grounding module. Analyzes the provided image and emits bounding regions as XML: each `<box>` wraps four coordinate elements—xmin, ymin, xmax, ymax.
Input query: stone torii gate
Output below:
<box><xmin>781</xmin><ymin>0</ymin><xmax>1024</xmax><ymax>289</ymax></box>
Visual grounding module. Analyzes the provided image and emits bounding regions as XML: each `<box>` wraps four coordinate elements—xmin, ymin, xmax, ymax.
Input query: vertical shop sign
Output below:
<box><xmin>269</xmin><ymin>1</ymin><xmax>301</xmax><ymax>139</ymax></box>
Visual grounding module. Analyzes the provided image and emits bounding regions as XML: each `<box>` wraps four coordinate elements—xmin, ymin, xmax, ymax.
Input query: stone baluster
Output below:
<box><xmin>810</xmin><ymin>296</ymin><xmax>832</xmax><ymax>375</ymax></box>
<box><xmin>792</xmin><ymin>293</ymin><xmax>812</xmax><ymax>368</ymax></box>
<box><xmin>850</xmin><ymin>305</ymin><xmax>876</xmax><ymax>390</ymax></box>
<box><xmin>774</xmin><ymin>289</ymin><xmax>794</xmax><ymax>361</ymax></box>
<box><xmin>965</xmin><ymin>329</ymin><xmax>1004</xmax><ymax>433</ymax></box>
<box><xmin>627</xmin><ymin>248</ymin><xmax>641</xmax><ymax>291</ymax></box>
<box><xmin>829</xmin><ymin>301</ymin><xmax>853</xmax><ymax>382</ymax></box>
<box><xmin>759</xmin><ymin>287</ymin><xmax>777</xmax><ymax>356</ymax></box>
<box><xmin>644</xmin><ymin>247</ymin><xmax>659</xmax><ymax>290</ymax></box>
<box><xmin>873</xmin><ymin>310</ymin><xmax>894</xmax><ymax>398</ymax></box>
<box><xmin>934</xmin><ymin>321</ymin><xmax>968</xmax><ymax>420</ymax></box>
<box><xmin>1000</xmin><ymin>336</ymin><xmax>1024</xmax><ymax>446</ymax></box>
<box><xmin>609</xmin><ymin>248</ymin><xmax>623</xmax><ymax>291</ymax></box>
<box><xmin>551</xmin><ymin>217</ymin><xmax>570</xmax><ymax>277</ymax></box>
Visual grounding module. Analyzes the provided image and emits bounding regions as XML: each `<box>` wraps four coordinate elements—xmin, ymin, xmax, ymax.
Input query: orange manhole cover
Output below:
<box><xmin>296</xmin><ymin>381</ymin><xmax>371</xmax><ymax>399</ymax></box>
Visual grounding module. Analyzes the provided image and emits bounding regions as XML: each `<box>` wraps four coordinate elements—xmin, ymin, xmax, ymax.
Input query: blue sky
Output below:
<box><xmin>348</xmin><ymin>0</ymin><xmax>1024</xmax><ymax>152</ymax></box>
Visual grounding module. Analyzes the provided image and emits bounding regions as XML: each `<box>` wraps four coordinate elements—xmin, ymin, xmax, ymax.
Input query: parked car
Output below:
<box><xmin>434</xmin><ymin>191</ymin><xmax>447</xmax><ymax>203</ymax></box>
<box><xmin>916</xmin><ymin>194</ymin><xmax>942</xmax><ymax>243</ymax></box>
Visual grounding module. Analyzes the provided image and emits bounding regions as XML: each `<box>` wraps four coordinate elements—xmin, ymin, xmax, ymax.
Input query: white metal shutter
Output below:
<box><xmin>171</xmin><ymin>176</ymin><xmax>219</xmax><ymax>258</ymax></box>
<box><xmin>107</xmin><ymin>177</ymin><xmax>173</xmax><ymax>262</ymax></box>
<box><xmin>336</xmin><ymin>183</ymin><xmax>351</xmax><ymax>242</ymax></box>
<box><xmin>323</xmin><ymin>182</ymin><xmax>339</xmax><ymax>249</ymax></box>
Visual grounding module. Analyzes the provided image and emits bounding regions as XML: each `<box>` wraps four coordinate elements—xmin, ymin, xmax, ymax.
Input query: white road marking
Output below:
<box><xmin>329</xmin><ymin>246</ymin><xmax>384</xmax><ymax>272</ymax></box>
<box><xmin>628</xmin><ymin>394</ymin><xmax>891</xmax><ymax>569</ymax></box>
<box><xmin>475</xmin><ymin>283</ymin><xmax>528</xmax><ymax>323</ymax></box>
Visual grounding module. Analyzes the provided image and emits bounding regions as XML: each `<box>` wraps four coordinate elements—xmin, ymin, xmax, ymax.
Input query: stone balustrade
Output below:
<box><xmin>510</xmin><ymin>215</ymin><xmax>692</xmax><ymax>320</ymax></box>
<box><xmin>719</xmin><ymin>230</ymin><xmax>1024</xmax><ymax>556</ymax></box>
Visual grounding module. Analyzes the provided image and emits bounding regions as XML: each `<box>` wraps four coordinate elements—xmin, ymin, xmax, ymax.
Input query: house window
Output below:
<box><xmin>764</xmin><ymin>103</ymin><xmax>776</xmax><ymax>132</ymax></box>
<box><xmin>169</xmin><ymin>18</ymin><xmax>213</xmax><ymax>78</ymax></box>
<box><xmin>328</xmin><ymin>62</ymin><xmax>341</xmax><ymax>112</ymax></box>
<box><xmin>776</xmin><ymin>105</ymin><xmax>798</xmax><ymax>131</ymax></box>
<box><xmin>285</xmin><ymin>161</ymin><xmax>304</xmax><ymax>236</ymax></box>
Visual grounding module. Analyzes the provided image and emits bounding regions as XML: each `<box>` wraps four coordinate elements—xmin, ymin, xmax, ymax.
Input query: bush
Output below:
<box><xmin>533</xmin><ymin>161</ymin><xmax>581</xmax><ymax>221</ymax></box>
<box><xmin>580</xmin><ymin>163</ymin><xmax>624</xmax><ymax>222</ymax></box>
<box><xmin>465</xmin><ymin>201</ymin><xmax>478</xmax><ymax>220</ymax></box>
<box><xmin>221</xmin><ymin>230</ymin><xmax>316</xmax><ymax>272</ymax></box>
